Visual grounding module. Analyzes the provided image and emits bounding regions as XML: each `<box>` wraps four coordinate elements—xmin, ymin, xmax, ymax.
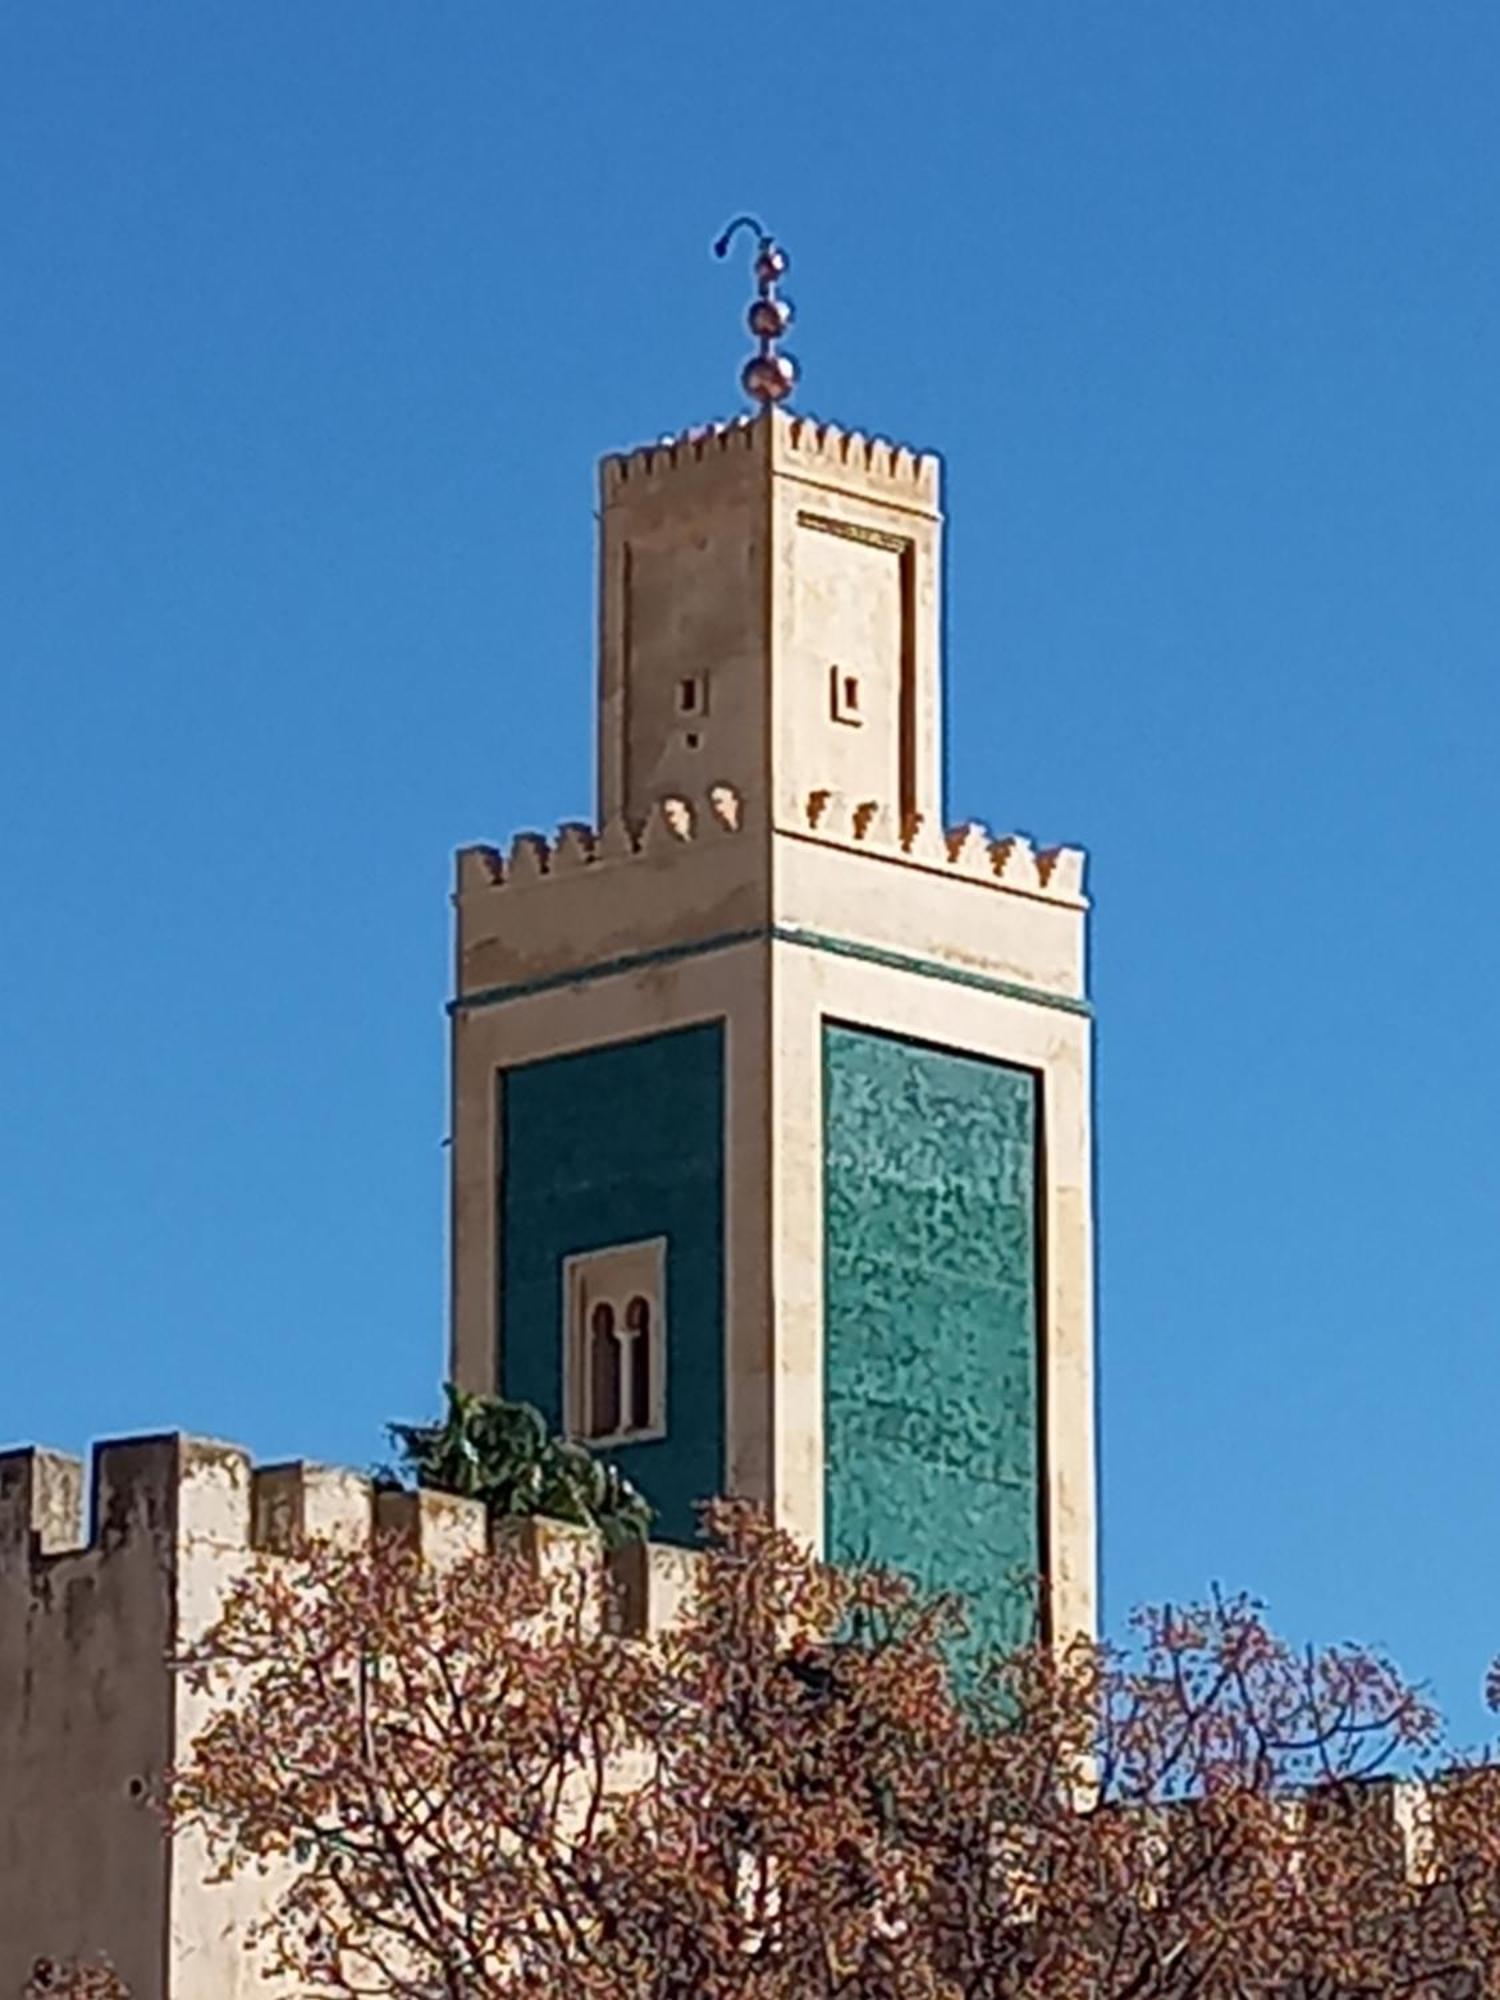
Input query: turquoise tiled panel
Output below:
<box><xmin>499</xmin><ymin>1022</ymin><xmax>725</xmax><ymax>1545</ymax></box>
<box><xmin>822</xmin><ymin>1024</ymin><xmax>1041</xmax><ymax>1655</ymax></box>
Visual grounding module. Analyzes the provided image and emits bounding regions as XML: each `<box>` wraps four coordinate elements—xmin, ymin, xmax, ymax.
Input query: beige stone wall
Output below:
<box><xmin>1</xmin><ymin>1443</ymin><xmax>174</xmax><ymax>1995</ymax></box>
<box><xmin>0</xmin><ymin>1434</ymin><xmax>1466</xmax><ymax>1979</ymax></box>
<box><xmin>0</xmin><ymin>1437</ymin><xmax>270</xmax><ymax>1998</ymax></box>
<box><xmin>0</xmin><ymin>1436</ymin><xmax>694</xmax><ymax>1996</ymax></box>
<box><xmin>597</xmin><ymin>411</ymin><xmax>943</xmax><ymax>836</ymax></box>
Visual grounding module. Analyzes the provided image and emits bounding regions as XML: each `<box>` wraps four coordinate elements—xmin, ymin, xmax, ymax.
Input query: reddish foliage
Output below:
<box><xmin>168</xmin><ymin>1507</ymin><xmax>1500</xmax><ymax>1997</ymax></box>
<box><xmin>22</xmin><ymin>1964</ymin><xmax>129</xmax><ymax>2000</ymax></box>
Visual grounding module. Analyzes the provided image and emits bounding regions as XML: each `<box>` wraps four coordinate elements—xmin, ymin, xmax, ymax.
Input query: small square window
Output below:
<box><xmin>562</xmin><ymin>1238</ymin><xmax>667</xmax><ymax>1445</ymax></box>
<box><xmin>678</xmin><ymin>675</ymin><xmax>709</xmax><ymax>717</ymax></box>
<box><xmin>830</xmin><ymin>666</ymin><xmax>863</xmax><ymax>726</ymax></box>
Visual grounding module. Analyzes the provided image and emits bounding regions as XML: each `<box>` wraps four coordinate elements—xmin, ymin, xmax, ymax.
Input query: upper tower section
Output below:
<box><xmin>597</xmin><ymin>407</ymin><xmax>943</xmax><ymax>832</ymax></box>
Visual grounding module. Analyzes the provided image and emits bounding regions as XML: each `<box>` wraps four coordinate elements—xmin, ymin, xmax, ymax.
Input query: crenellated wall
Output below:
<box><xmin>801</xmin><ymin>788</ymin><xmax>1086</xmax><ymax>906</ymax></box>
<box><xmin>0</xmin><ymin>1434</ymin><xmax>701</xmax><ymax>1998</ymax></box>
<box><xmin>600</xmin><ymin>409</ymin><xmax>940</xmax><ymax>508</ymax></box>
<box><xmin>454</xmin><ymin>784</ymin><xmax>757</xmax><ymax>999</ymax></box>
<box><xmin>452</xmin><ymin>775</ymin><xmax>1087</xmax><ymax>1008</ymax></box>
<box><xmin>4</xmin><ymin>1431</ymin><xmax>1493</xmax><ymax>1991</ymax></box>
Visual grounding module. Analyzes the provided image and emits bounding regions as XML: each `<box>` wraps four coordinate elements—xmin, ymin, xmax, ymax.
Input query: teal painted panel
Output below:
<box><xmin>823</xmin><ymin>1024</ymin><xmax>1041</xmax><ymax>1656</ymax></box>
<box><xmin>499</xmin><ymin>1023</ymin><xmax>725</xmax><ymax>1546</ymax></box>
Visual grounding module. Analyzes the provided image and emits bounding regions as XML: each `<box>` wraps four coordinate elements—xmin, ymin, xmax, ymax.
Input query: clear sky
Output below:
<box><xmin>4</xmin><ymin>6</ymin><xmax>1498</xmax><ymax>1740</ymax></box>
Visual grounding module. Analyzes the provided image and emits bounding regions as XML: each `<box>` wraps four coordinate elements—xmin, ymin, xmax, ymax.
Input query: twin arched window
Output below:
<box><xmin>586</xmin><ymin>1295</ymin><xmax>653</xmax><ymax>1442</ymax></box>
<box><xmin>564</xmin><ymin>1237</ymin><xmax>667</xmax><ymax>1445</ymax></box>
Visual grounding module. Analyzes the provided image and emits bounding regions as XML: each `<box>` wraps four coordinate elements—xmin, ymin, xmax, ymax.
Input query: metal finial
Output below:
<box><xmin>713</xmin><ymin>216</ymin><xmax>798</xmax><ymax>408</ymax></box>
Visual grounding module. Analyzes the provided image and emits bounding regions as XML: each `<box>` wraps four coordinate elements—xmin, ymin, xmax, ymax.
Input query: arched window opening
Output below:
<box><xmin>588</xmin><ymin>1300</ymin><xmax>622</xmax><ymax>1440</ymax></box>
<box><xmin>624</xmin><ymin>1294</ymin><xmax>652</xmax><ymax>1434</ymax></box>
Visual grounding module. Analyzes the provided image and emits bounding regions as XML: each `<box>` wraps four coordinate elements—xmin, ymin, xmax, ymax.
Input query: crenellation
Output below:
<box><xmin>1036</xmin><ymin>844</ymin><xmax>1087</xmax><ymax>899</ymax></box>
<box><xmin>457</xmin><ymin>843</ymin><xmax>505</xmax><ymax>893</ymax></box>
<box><xmin>945</xmin><ymin>820</ymin><xmax>995</xmax><ymax>878</ymax></box>
<box><xmin>250</xmin><ymin>1461</ymin><xmax>373</xmax><ymax>1555</ymax></box>
<box><xmin>552</xmin><ymin>820</ymin><xmax>597</xmax><ymax>872</ymax></box>
<box><xmin>598</xmin><ymin>408</ymin><xmax>940</xmax><ymax>511</ymax></box>
<box><xmin>600</xmin><ymin>414</ymin><xmax>756</xmax><ymax>496</ymax></box>
<box><xmin>374</xmin><ymin>1486</ymin><xmax>489</xmax><ymax>1566</ymax></box>
<box><xmin>0</xmin><ymin>1447</ymin><xmax>86</xmax><ymax>1561</ymax></box>
<box><xmin>458</xmin><ymin>786</ymin><xmax>746</xmax><ymax>904</ymax></box>
<box><xmin>1</xmin><ymin>1438</ymin><xmax>257</xmax><ymax>1571</ymax></box>
<box><xmin>91</xmin><ymin>1434</ymin><xmax>184</xmax><ymax>1555</ymax></box>
<box><xmin>900</xmin><ymin>808</ymin><xmax>949</xmax><ymax>865</ymax></box>
<box><xmin>779</xmin><ymin>412</ymin><xmax>940</xmax><ymax>505</ymax></box>
<box><xmin>4</xmin><ymin>1431</ymin><xmax>707</xmax><ymax>1611</ymax></box>
<box><xmin>606</xmin><ymin>1538</ymin><xmax>704</xmax><ymax>1639</ymax></box>
<box><xmin>795</xmin><ymin>787</ymin><xmax>1087</xmax><ymax>909</ymax></box>
<box><xmin>595</xmin><ymin>810</ymin><xmax>641</xmax><ymax>861</ymax></box>
<box><xmin>506</xmin><ymin>830</ymin><xmax>551</xmax><ymax>881</ymax></box>
<box><xmin>991</xmin><ymin>832</ymin><xmax>1042</xmax><ymax>894</ymax></box>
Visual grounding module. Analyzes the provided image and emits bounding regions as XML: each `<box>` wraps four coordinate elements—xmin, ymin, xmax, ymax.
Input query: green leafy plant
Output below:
<box><xmin>385</xmin><ymin>1383</ymin><xmax>652</xmax><ymax>1550</ymax></box>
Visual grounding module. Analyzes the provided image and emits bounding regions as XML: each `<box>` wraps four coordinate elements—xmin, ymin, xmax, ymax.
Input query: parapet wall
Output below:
<box><xmin>0</xmin><ymin>1435</ymin><xmax>700</xmax><ymax>1636</ymax></box>
<box><xmin>801</xmin><ymin>787</ymin><xmax>1087</xmax><ymax>907</ymax></box>
<box><xmin>774</xmin><ymin>787</ymin><xmax>1090</xmax><ymax>1003</ymax></box>
<box><xmin>3</xmin><ymin>1434</ymin><xmax>1495</xmax><ymax>1986</ymax></box>
<box><xmin>458</xmin><ymin>783</ymin><xmax>744</xmax><ymax>895</ymax></box>
<box><xmin>600</xmin><ymin>407</ymin><xmax>941</xmax><ymax>512</ymax></box>
<box><xmin>451</xmin><ymin>777</ymin><xmax>1090</xmax><ymax>1005</ymax></box>
<box><xmin>454</xmin><ymin>783</ymin><xmax>762</xmax><ymax>999</ymax></box>
<box><xmin>0</xmin><ymin>1434</ymin><xmax>702</xmax><ymax>1999</ymax></box>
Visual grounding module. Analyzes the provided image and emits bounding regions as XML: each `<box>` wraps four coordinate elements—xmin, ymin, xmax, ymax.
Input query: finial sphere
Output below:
<box><xmin>715</xmin><ymin>216</ymin><xmax>798</xmax><ymax>409</ymax></box>
<box><xmin>747</xmin><ymin>296</ymin><xmax>793</xmax><ymax>339</ymax></box>
<box><xmin>742</xmin><ymin>353</ymin><xmax>797</xmax><ymax>404</ymax></box>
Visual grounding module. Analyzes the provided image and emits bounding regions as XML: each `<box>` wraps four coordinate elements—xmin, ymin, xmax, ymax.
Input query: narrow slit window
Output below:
<box><xmin>678</xmin><ymin>675</ymin><xmax>708</xmax><ymax>716</ymax></box>
<box><xmin>830</xmin><ymin>666</ymin><xmax>863</xmax><ymax>726</ymax></box>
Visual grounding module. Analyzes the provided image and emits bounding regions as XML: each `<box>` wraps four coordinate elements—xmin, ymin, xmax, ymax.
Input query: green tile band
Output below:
<box><xmin>452</xmin><ymin>923</ymin><xmax>1090</xmax><ymax>1019</ymax></box>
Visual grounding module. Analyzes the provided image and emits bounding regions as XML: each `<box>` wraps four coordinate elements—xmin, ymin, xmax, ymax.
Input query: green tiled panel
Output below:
<box><xmin>499</xmin><ymin>1022</ymin><xmax>725</xmax><ymax>1545</ymax></box>
<box><xmin>822</xmin><ymin>1024</ymin><xmax>1041</xmax><ymax>1654</ymax></box>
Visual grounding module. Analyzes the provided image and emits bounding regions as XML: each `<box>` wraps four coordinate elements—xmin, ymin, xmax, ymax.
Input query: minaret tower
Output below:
<box><xmin>448</xmin><ymin>232</ymin><xmax>1095</xmax><ymax>1648</ymax></box>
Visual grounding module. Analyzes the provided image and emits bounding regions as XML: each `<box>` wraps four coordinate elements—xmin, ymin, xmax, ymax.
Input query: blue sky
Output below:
<box><xmin>4</xmin><ymin>6</ymin><xmax>1498</xmax><ymax>1740</ymax></box>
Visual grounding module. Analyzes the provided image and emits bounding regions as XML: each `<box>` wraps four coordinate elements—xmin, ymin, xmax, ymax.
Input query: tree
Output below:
<box><xmin>385</xmin><ymin>1383</ymin><xmax>651</xmax><ymax>1549</ymax></box>
<box><xmin>169</xmin><ymin>1507</ymin><xmax>1500</xmax><ymax>1998</ymax></box>
<box><xmin>21</xmin><ymin>1965</ymin><xmax>129</xmax><ymax>1999</ymax></box>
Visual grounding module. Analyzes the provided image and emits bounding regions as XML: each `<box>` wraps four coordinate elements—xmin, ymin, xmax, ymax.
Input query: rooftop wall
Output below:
<box><xmin>599</xmin><ymin>408</ymin><xmax>941</xmax><ymax>513</ymax></box>
<box><xmin>0</xmin><ymin>1434</ymin><xmax>701</xmax><ymax>1998</ymax></box>
<box><xmin>2</xmin><ymin>1433</ymin><xmax>1496</xmax><ymax>1989</ymax></box>
<box><xmin>454</xmin><ymin>784</ymin><xmax>760</xmax><ymax>998</ymax></box>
